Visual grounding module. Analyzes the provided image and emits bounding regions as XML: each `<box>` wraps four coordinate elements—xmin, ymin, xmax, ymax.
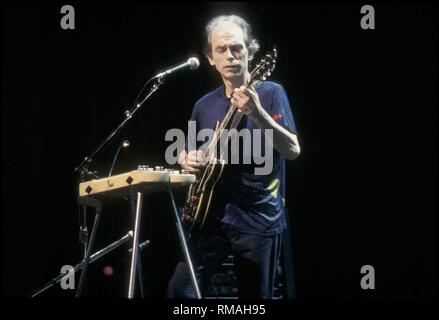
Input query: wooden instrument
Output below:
<box><xmin>79</xmin><ymin>166</ymin><xmax>195</xmax><ymax>199</ymax></box>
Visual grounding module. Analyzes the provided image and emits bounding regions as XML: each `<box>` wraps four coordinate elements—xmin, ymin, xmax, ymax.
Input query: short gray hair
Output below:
<box><xmin>203</xmin><ymin>15</ymin><xmax>260</xmax><ymax>58</ymax></box>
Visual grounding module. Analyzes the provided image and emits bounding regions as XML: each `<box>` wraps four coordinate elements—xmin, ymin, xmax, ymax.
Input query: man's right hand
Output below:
<box><xmin>179</xmin><ymin>150</ymin><xmax>206</xmax><ymax>173</ymax></box>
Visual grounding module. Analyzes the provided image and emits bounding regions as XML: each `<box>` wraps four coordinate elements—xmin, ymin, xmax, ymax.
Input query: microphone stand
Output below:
<box><xmin>70</xmin><ymin>74</ymin><xmax>166</xmax><ymax>296</ymax></box>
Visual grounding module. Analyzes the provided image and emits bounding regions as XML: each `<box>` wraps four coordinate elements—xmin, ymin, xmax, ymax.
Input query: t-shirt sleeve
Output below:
<box><xmin>270</xmin><ymin>84</ymin><xmax>297</xmax><ymax>135</ymax></box>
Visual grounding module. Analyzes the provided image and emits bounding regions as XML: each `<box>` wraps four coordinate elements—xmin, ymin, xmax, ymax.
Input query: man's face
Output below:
<box><xmin>207</xmin><ymin>21</ymin><xmax>251</xmax><ymax>81</ymax></box>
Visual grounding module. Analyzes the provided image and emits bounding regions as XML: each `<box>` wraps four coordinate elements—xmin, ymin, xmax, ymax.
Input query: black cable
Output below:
<box><xmin>132</xmin><ymin>75</ymin><xmax>157</xmax><ymax>110</ymax></box>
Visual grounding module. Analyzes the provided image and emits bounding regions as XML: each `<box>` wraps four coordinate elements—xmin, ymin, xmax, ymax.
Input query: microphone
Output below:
<box><xmin>154</xmin><ymin>57</ymin><xmax>200</xmax><ymax>78</ymax></box>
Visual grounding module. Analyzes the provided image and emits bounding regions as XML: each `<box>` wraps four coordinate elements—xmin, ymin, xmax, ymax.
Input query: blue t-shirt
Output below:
<box><xmin>188</xmin><ymin>81</ymin><xmax>297</xmax><ymax>235</ymax></box>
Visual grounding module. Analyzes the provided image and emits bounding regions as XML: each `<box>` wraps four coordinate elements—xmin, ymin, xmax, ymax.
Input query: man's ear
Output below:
<box><xmin>206</xmin><ymin>54</ymin><xmax>215</xmax><ymax>66</ymax></box>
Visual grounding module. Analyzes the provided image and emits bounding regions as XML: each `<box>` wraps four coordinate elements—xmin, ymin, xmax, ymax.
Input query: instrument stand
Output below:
<box><xmin>31</xmin><ymin>180</ymin><xmax>200</xmax><ymax>298</ymax></box>
<box><xmin>126</xmin><ymin>188</ymin><xmax>202</xmax><ymax>299</ymax></box>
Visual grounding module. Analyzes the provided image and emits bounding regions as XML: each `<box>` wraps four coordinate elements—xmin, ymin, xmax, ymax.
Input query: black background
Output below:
<box><xmin>1</xmin><ymin>2</ymin><xmax>437</xmax><ymax>299</ymax></box>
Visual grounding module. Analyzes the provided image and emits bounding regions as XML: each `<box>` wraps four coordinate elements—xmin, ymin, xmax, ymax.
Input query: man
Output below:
<box><xmin>168</xmin><ymin>15</ymin><xmax>300</xmax><ymax>299</ymax></box>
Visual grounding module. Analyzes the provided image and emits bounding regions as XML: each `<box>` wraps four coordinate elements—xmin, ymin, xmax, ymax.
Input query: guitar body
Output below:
<box><xmin>183</xmin><ymin>157</ymin><xmax>225</xmax><ymax>233</ymax></box>
<box><xmin>181</xmin><ymin>49</ymin><xmax>278</xmax><ymax>233</ymax></box>
<box><xmin>182</xmin><ymin>122</ymin><xmax>226</xmax><ymax>232</ymax></box>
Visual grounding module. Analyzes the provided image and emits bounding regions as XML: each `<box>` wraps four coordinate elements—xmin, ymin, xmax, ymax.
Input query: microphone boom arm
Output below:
<box><xmin>74</xmin><ymin>76</ymin><xmax>164</xmax><ymax>177</ymax></box>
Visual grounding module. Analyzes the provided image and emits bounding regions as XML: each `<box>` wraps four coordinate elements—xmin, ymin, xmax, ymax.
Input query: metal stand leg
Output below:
<box><xmin>167</xmin><ymin>187</ymin><xmax>202</xmax><ymax>299</ymax></box>
<box><xmin>127</xmin><ymin>240</ymin><xmax>150</xmax><ymax>298</ymax></box>
<box><xmin>76</xmin><ymin>206</ymin><xmax>102</xmax><ymax>297</ymax></box>
<box><xmin>128</xmin><ymin>191</ymin><xmax>143</xmax><ymax>299</ymax></box>
<box><xmin>137</xmin><ymin>250</ymin><xmax>145</xmax><ymax>298</ymax></box>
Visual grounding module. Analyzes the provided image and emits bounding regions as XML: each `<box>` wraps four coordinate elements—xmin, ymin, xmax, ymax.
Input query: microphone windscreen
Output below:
<box><xmin>188</xmin><ymin>57</ymin><xmax>200</xmax><ymax>70</ymax></box>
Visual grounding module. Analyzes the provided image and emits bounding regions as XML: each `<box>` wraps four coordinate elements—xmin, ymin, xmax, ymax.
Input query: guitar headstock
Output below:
<box><xmin>250</xmin><ymin>48</ymin><xmax>278</xmax><ymax>83</ymax></box>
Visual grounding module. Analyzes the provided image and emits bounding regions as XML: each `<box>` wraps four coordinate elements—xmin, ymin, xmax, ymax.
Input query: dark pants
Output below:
<box><xmin>167</xmin><ymin>221</ymin><xmax>282</xmax><ymax>299</ymax></box>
